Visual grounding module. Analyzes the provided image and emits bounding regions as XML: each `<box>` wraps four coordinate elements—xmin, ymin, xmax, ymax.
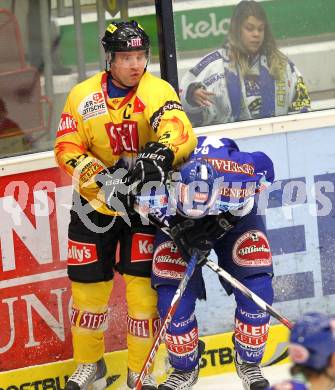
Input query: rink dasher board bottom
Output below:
<box><xmin>0</xmin><ymin>324</ymin><xmax>289</xmax><ymax>390</ymax></box>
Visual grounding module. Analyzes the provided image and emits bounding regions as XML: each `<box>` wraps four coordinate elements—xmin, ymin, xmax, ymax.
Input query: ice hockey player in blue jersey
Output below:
<box><xmin>148</xmin><ymin>135</ymin><xmax>275</xmax><ymax>390</ymax></box>
<box><xmin>269</xmin><ymin>312</ymin><xmax>335</xmax><ymax>390</ymax></box>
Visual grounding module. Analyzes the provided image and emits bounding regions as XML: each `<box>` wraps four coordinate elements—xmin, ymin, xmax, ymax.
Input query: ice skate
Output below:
<box><xmin>65</xmin><ymin>358</ymin><xmax>107</xmax><ymax>390</ymax></box>
<box><xmin>127</xmin><ymin>368</ymin><xmax>157</xmax><ymax>390</ymax></box>
<box><xmin>157</xmin><ymin>365</ymin><xmax>199</xmax><ymax>390</ymax></box>
<box><xmin>234</xmin><ymin>352</ymin><xmax>269</xmax><ymax>390</ymax></box>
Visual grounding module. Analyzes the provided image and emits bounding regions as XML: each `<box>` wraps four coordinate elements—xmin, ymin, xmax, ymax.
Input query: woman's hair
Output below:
<box><xmin>227</xmin><ymin>0</ymin><xmax>286</xmax><ymax>79</ymax></box>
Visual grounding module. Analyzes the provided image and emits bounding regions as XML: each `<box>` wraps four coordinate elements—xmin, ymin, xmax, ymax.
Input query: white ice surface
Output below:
<box><xmin>193</xmin><ymin>363</ymin><xmax>291</xmax><ymax>389</ymax></box>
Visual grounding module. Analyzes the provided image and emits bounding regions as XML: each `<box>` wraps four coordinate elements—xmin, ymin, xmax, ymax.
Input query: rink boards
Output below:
<box><xmin>0</xmin><ymin>323</ymin><xmax>289</xmax><ymax>389</ymax></box>
<box><xmin>0</xmin><ymin>110</ymin><xmax>335</xmax><ymax>385</ymax></box>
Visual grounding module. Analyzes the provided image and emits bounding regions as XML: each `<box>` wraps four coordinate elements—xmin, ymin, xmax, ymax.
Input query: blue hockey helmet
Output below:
<box><xmin>169</xmin><ymin>158</ymin><xmax>220</xmax><ymax>218</ymax></box>
<box><xmin>289</xmin><ymin>312</ymin><xmax>335</xmax><ymax>370</ymax></box>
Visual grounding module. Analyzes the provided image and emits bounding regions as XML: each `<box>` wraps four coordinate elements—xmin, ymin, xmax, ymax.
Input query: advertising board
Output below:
<box><xmin>0</xmin><ymin>118</ymin><xmax>334</xmax><ymax>381</ymax></box>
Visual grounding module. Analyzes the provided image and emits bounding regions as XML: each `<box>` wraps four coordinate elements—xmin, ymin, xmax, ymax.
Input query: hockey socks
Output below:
<box><xmin>234</xmin><ymin>274</ymin><xmax>273</xmax><ymax>364</ymax></box>
<box><xmin>157</xmin><ymin>284</ymin><xmax>199</xmax><ymax>371</ymax></box>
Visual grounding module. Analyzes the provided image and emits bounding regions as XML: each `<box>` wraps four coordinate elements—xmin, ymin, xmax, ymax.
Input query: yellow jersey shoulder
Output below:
<box><xmin>137</xmin><ymin>71</ymin><xmax>178</xmax><ymax>102</ymax></box>
<box><xmin>68</xmin><ymin>72</ymin><xmax>104</xmax><ymax>102</ymax></box>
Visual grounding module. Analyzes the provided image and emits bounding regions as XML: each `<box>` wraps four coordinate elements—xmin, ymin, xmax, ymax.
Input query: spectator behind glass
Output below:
<box><xmin>180</xmin><ymin>0</ymin><xmax>311</xmax><ymax>127</ymax></box>
<box><xmin>0</xmin><ymin>98</ymin><xmax>29</xmax><ymax>157</ymax></box>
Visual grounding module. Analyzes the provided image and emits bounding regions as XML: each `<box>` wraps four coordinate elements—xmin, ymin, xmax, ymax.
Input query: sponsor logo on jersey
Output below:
<box><xmin>206</xmin><ymin>158</ymin><xmax>255</xmax><ymax>176</ymax></box>
<box><xmin>71</xmin><ymin>308</ymin><xmax>107</xmax><ymax>330</ymax></box>
<box><xmin>165</xmin><ymin>327</ymin><xmax>198</xmax><ymax>355</ymax></box>
<box><xmin>150</xmin><ymin>101</ymin><xmax>183</xmax><ymax>131</ymax></box>
<box><xmin>238</xmin><ymin>309</ymin><xmax>268</xmax><ymax>320</ymax></box>
<box><xmin>79</xmin><ymin>159</ymin><xmax>104</xmax><ymax>184</ymax></box>
<box><xmin>244</xmin><ymin>76</ymin><xmax>261</xmax><ymax>97</ymax></box>
<box><xmin>56</xmin><ymin>113</ymin><xmax>78</xmax><ymax>138</ymax></box>
<box><xmin>190</xmin><ymin>50</ymin><xmax>223</xmax><ymax>77</ymax></box>
<box><xmin>235</xmin><ymin>318</ymin><xmax>269</xmax><ymax>347</ymax></box>
<box><xmin>131</xmin><ymin>233</ymin><xmax>154</xmax><ymax>262</ymax></box>
<box><xmin>79</xmin><ymin>92</ymin><xmax>107</xmax><ymax>120</ymax></box>
<box><xmin>172</xmin><ymin>314</ymin><xmax>195</xmax><ymax>328</ymax></box>
<box><xmin>159</xmin><ymin>117</ymin><xmax>189</xmax><ymax>153</ymax></box>
<box><xmin>127</xmin><ymin>315</ymin><xmax>150</xmax><ymax>338</ymax></box>
<box><xmin>105</xmin><ymin>120</ymin><xmax>139</xmax><ymax>155</ymax></box>
<box><xmin>67</xmin><ymin>239</ymin><xmax>98</xmax><ymax>265</ymax></box>
<box><xmin>65</xmin><ymin>153</ymin><xmax>88</xmax><ymax>169</ymax></box>
<box><xmin>232</xmin><ymin>230</ymin><xmax>272</xmax><ymax>267</ymax></box>
<box><xmin>220</xmin><ymin>183</ymin><xmax>256</xmax><ymax>200</ymax></box>
<box><xmin>152</xmin><ymin>241</ymin><xmax>186</xmax><ymax>279</ymax></box>
<box><xmin>153</xmin><ymin>317</ymin><xmax>161</xmax><ymax>336</ymax></box>
<box><xmin>203</xmin><ymin>72</ymin><xmax>225</xmax><ymax>87</ymax></box>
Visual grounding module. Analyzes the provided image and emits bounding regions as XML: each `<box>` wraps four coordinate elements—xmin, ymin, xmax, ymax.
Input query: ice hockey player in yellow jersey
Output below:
<box><xmin>54</xmin><ymin>20</ymin><xmax>196</xmax><ymax>390</ymax></box>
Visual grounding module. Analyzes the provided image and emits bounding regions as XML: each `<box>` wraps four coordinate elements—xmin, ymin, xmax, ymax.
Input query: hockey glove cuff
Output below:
<box><xmin>129</xmin><ymin>142</ymin><xmax>174</xmax><ymax>195</ymax></box>
<box><xmin>170</xmin><ymin>216</ymin><xmax>212</xmax><ymax>266</ymax></box>
<box><xmin>95</xmin><ymin>167</ymin><xmax>131</xmax><ymax>212</ymax></box>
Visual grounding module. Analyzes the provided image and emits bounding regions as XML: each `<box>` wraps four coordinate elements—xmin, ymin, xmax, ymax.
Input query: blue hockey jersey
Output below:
<box><xmin>136</xmin><ymin>135</ymin><xmax>274</xmax><ymax>217</ymax></box>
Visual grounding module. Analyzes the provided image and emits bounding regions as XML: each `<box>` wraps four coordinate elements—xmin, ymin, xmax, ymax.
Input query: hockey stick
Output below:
<box><xmin>204</xmin><ymin>259</ymin><xmax>293</xmax><ymax>329</ymax></box>
<box><xmin>133</xmin><ymin>251</ymin><xmax>199</xmax><ymax>390</ymax></box>
<box><xmin>134</xmin><ymin>202</ymin><xmax>293</xmax><ymax>330</ymax></box>
<box><xmin>134</xmin><ymin>202</ymin><xmax>292</xmax><ymax>366</ymax></box>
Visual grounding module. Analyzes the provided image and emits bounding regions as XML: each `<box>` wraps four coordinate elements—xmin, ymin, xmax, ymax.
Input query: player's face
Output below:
<box><xmin>110</xmin><ymin>51</ymin><xmax>148</xmax><ymax>87</ymax></box>
<box><xmin>240</xmin><ymin>16</ymin><xmax>265</xmax><ymax>55</ymax></box>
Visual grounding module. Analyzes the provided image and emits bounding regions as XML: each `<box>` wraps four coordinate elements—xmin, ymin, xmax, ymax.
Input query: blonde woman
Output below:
<box><xmin>181</xmin><ymin>0</ymin><xmax>311</xmax><ymax>127</ymax></box>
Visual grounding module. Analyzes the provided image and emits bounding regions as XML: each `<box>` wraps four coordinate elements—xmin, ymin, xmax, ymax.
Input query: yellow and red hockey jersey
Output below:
<box><xmin>54</xmin><ymin>71</ymin><xmax>196</xmax><ymax>215</ymax></box>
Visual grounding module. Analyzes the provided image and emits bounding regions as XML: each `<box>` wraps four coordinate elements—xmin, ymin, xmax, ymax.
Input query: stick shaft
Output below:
<box><xmin>134</xmin><ymin>253</ymin><xmax>198</xmax><ymax>390</ymax></box>
<box><xmin>134</xmin><ymin>202</ymin><xmax>293</xmax><ymax>329</ymax></box>
<box><xmin>204</xmin><ymin>259</ymin><xmax>293</xmax><ymax>329</ymax></box>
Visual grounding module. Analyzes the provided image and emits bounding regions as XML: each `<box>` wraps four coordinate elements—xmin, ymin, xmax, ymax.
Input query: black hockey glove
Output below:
<box><xmin>205</xmin><ymin>212</ymin><xmax>238</xmax><ymax>241</ymax></box>
<box><xmin>170</xmin><ymin>213</ymin><xmax>237</xmax><ymax>266</ymax></box>
<box><xmin>129</xmin><ymin>142</ymin><xmax>174</xmax><ymax>195</ymax></box>
<box><xmin>95</xmin><ymin>167</ymin><xmax>130</xmax><ymax>212</ymax></box>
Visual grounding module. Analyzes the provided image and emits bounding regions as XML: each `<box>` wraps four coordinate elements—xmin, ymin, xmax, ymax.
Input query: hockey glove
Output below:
<box><xmin>170</xmin><ymin>213</ymin><xmax>237</xmax><ymax>265</ymax></box>
<box><xmin>205</xmin><ymin>212</ymin><xmax>238</xmax><ymax>241</ymax></box>
<box><xmin>129</xmin><ymin>142</ymin><xmax>174</xmax><ymax>195</ymax></box>
<box><xmin>170</xmin><ymin>215</ymin><xmax>211</xmax><ymax>266</ymax></box>
<box><xmin>95</xmin><ymin>166</ymin><xmax>130</xmax><ymax>212</ymax></box>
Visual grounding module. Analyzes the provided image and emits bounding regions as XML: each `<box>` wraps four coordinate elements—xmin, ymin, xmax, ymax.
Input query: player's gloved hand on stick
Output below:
<box><xmin>170</xmin><ymin>212</ymin><xmax>237</xmax><ymax>265</ymax></box>
<box><xmin>95</xmin><ymin>166</ymin><xmax>130</xmax><ymax>212</ymax></box>
<box><xmin>170</xmin><ymin>215</ymin><xmax>211</xmax><ymax>266</ymax></box>
<box><xmin>129</xmin><ymin>142</ymin><xmax>174</xmax><ymax>194</ymax></box>
<box><xmin>206</xmin><ymin>212</ymin><xmax>238</xmax><ymax>240</ymax></box>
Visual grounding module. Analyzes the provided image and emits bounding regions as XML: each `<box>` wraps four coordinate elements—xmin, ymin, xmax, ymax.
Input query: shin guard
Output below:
<box><xmin>158</xmin><ymin>284</ymin><xmax>199</xmax><ymax>371</ymax></box>
<box><xmin>124</xmin><ymin>274</ymin><xmax>159</xmax><ymax>373</ymax></box>
<box><xmin>234</xmin><ymin>274</ymin><xmax>273</xmax><ymax>364</ymax></box>
<box><xmin>71</xmin><ymin>280</ymin><xmax>113</xmax><ymax>363</ymax></box>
